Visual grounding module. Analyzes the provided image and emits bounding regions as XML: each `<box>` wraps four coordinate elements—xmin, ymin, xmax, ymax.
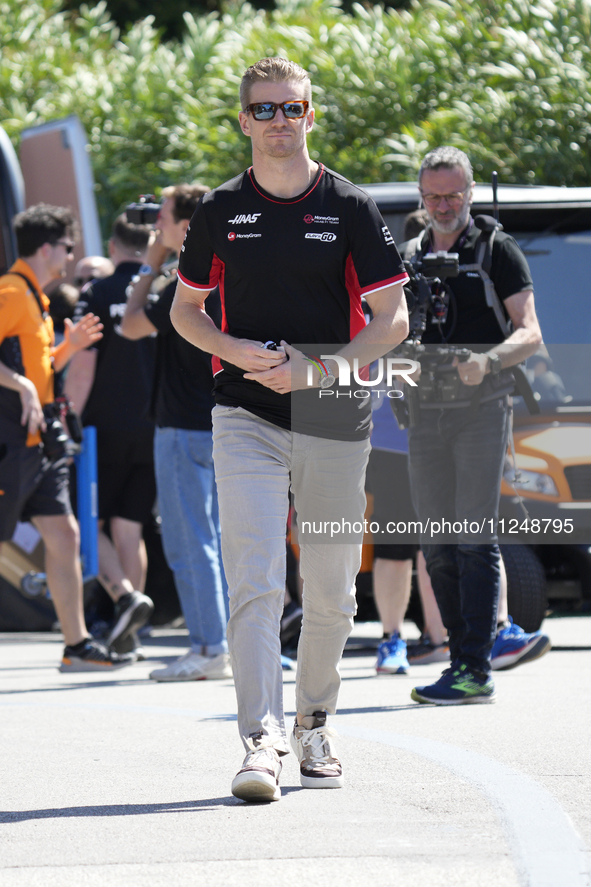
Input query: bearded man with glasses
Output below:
<box><xmin>171</xmin><ymin>57</ymin><xmax>409</xmax><ymax>801</ymax></box>
<box><xmin>401</xmin><ymin>147</ymin><xmax>544</xmax><ymax>706</ymax></box>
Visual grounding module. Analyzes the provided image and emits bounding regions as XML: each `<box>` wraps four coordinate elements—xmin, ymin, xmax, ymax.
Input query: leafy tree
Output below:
<box><xmin>1</xmin><ymin>0</ymin><xmax>590</xmax><ymax>238</ymax></box>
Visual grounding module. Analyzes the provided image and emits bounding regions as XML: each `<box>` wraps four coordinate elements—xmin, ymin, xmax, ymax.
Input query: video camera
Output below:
<box><xmin>387</xmin><ymin>251</ymin><xmax>468</xmax><ymax>427</ymax></box>
<box><xmin>403</xmin><ymin>250</ymin><xmax>459</xmax><ymax>341</ymax></box>
<box><xmin>125</xmin><ymin>195</ymin><xmax>160</xmax><ymax>225</ymax></box>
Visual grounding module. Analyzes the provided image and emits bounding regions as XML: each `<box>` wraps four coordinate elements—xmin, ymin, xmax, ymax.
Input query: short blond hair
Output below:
<box><xmin>240</xmin><ymin>57</ymin><xmax>312</xmax><ymax>110</ymax></box>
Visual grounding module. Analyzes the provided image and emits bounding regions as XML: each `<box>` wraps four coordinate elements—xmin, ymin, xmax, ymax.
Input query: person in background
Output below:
<box><xmin>65</xmin><ymin>214</ymin><xmax>155</xmax><ymax>655</ymax></box>
<box><xmin>73</xmin><ymin>255</ymin><xmax>114</xmax><ymax>291</ymax></box>
<box><xmin>0</xmin><ymin>203</ymin><xmax>132</xmax><ymax>671</ymax></box>
<box><xmin>372</xmin><ymin>204</ymin><xmax>550</xmax><ymax>676</ymax></box>
<box><xmin>405</xmin><ymin>147</ymin><xmax>547</xmax><ymax>706</ymax></box>
<box><xmin>120</xmin><ymin>183</ymin><xmax>231</xmax><ymax>682</ymax></box>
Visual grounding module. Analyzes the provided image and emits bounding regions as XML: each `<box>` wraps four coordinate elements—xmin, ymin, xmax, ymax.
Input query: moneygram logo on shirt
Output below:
<box><xmin>227</xmin><ymin>231</ymin><xmax>262</xmax><ymax>240</ymax></box>
<box><xmin>303</xmin><ymin>214</ymin><xmax>339</xmax><ymax>225</ymax></box>
<box><xmin>228</xmin><ymin>214</ymin><xmax>261</xmax><ymax>224</ymax></box>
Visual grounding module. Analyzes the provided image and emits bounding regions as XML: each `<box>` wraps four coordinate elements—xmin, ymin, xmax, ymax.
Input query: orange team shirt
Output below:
<box><xmin>0</xmin><ymin>258</ymin><xmax>57</xmax><ymax>446</ymax></box>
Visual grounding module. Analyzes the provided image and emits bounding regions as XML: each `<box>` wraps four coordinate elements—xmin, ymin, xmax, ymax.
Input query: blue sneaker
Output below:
<box><xmin>491</xmin><ymin>617</ymin><xmax>551</xmax><ymax>671</ymax></box>
<box><xmin>411</xmin><ymin>663</ymin><xmax>496</xmax><ymax>705</ymax></box>
<box><xmin>376</xmin><ymin>633</ymin><xmax>409</xmax><ymax>674</ymax></box>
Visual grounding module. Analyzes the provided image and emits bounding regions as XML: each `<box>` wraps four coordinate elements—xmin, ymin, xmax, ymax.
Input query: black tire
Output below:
<box><xmin>500</xmin><ymin>544</ymin><xmax>547</xmax><ymax>632</ymax></box>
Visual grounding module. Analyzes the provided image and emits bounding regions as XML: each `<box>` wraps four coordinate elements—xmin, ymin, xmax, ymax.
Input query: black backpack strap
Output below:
<box><xmin>459</xmin><ymin>226</ymin><xmax>512</xmax><ymax>339</ymax></box>
<box><xmin>477</xmin><ymin>224</ymin><xmax>496</xmax><ymax>276</ymax></box>
<box><xmin>7</xmin><ymin>271</ymin><xmax>49</xmax><ymax>320</ymax></box>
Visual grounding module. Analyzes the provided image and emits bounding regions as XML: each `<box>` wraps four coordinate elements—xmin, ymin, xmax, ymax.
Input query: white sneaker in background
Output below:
<box><xmin>149</xmin><ymin>650</ymin><xmax>231</xmax><ymax>682</ymax></box>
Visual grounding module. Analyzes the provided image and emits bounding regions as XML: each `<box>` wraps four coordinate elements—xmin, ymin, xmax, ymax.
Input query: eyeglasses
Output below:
<box><xmin>420</xmin><ymin>190</ymin><xmax>468</xmax><ymax>207</ymax></box>
<box><xmin>246</xmin><ymin>100</ymin><xmax>309</xmax><ymax>121</ymax></box>
<box><xmin>54</xmin><ymin>240</ymin><xmax>75</xmax><ymax>255</ymax></box>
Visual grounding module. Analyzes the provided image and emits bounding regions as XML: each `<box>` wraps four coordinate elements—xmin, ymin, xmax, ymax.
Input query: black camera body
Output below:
<box><xmin>40</xmin><ymin>399</ymin><xmax>83</xmax><ymax>462</ymax></box>
<box><xmin>40</xmin><ymin>403</ymin><xmax>69</xmax><ymax>462</ymax></box>
<box><xmin>389</xmin><ymin>252</ymin><xmax>465</xmax><ymax>427</ymax></box>
<box><xmin>419</xmin><ymin>251</ymin><xmax>460</xmax><ymax>278</ymax></box>
<box><xmin>412</xmin><ymin>345</ymin><xmax>472</xmax><ymax>404</ymax></box>
<box><xmin>125</xmin><ymin>195</ymin><xmax>160</xmax><ymax>225</ymax></box>
<box><xmin>389</xmin><ymin>343</ymin><xmax>472</xmax><ymax>428</ymax></box>
<box><xmin>403</xmin><ymin>250</ymin><xmax>459</xmax><ymax>341</ymax></box>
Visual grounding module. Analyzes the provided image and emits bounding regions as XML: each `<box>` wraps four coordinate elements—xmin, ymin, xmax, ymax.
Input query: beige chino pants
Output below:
<box><xmin>212</xmin><ymin>405</ymin><xmax>371</xmax><ymax>753</ymax></box>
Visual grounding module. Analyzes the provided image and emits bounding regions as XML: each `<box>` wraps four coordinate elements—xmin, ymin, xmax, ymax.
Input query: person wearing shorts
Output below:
<box><xmin>66</xmin><ymin>214</ymin><xmax>155</xmax><ymax>652</ymax></box>
<box><xmin>0</xmin><ymin>203</ymin><xmax>132</xmax><ymax>671</ymax></box>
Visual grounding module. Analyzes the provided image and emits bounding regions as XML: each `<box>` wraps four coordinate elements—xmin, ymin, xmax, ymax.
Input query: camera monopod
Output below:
<box><xmin>492</xmin><ymin>170</ymin><xmax>499</xmax><ymax>223</ymax></box>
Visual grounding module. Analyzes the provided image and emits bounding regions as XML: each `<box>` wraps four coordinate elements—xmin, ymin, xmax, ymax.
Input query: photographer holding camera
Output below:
<box><xmin>404</xmin><ymin>148</ymin><xmax>543</xmax><ymax>705</ymax></box>
<box><xmin>0</xmin><ymin>203</ymin><xmax>133</xmax><ymax>671</ymax></box>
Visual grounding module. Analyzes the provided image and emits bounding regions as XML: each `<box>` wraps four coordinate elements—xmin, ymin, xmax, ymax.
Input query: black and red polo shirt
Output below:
<box><xmin>178</xmin><ymin>164</ymin><xmax>408</xmax><ymax>439</ymax></box>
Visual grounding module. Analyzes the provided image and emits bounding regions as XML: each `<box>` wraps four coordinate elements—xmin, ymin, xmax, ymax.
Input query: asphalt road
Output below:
<box><xmin>1</xmin><ymin>616</ymin><xmax>590</xmax><ymax>887</ymax></box>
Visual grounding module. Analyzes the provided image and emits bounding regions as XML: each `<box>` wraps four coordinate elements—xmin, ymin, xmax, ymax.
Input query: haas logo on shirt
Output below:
<box><xmin>228</xmin><ymin>214</ymin><xmax>261</xmax><ymax>224</ymax></box>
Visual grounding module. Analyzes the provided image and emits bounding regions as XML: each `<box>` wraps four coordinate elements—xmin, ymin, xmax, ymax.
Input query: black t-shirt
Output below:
<box><xmin>74</xmin><ymin>262</ymin><xmax>156</xmax><ymax>435</ymax></box>
<box><xmin>144</xmin><ymin>277</ymin><xmax>220</xmax><ymax>430</ymax></box>
<box><xmin>414</xmin><ymin>221</ymin><xmax>534</xmax><ymax>347</ymax></box>
<box><xmin>178</xmin><ymin>164</ymin><xmax>408</xmax><ymax>440</ymax></box>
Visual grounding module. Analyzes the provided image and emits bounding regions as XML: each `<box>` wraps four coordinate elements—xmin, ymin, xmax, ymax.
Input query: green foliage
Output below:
<box><xmin>1</xmin><ymin>0</ymin><xmax>590</xmax><ymax>237</ymax></box>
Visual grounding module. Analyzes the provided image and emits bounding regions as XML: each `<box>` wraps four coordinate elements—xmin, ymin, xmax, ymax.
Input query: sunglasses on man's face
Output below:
<box><xmin>53</xmin><ymin>240</ymin><xmax>75</xmax><ymax>255</ymax></box>
<box><xmin>246</xmin><ymin>100</ymin><xmax>309</xmax><ymax>121</ymax></box>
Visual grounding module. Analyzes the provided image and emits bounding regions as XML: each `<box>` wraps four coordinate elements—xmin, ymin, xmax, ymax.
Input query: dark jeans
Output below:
<box><xmin>408</xmin><ymin>397</ymin><xmax>511</xmax><ymax>674</ymax></box>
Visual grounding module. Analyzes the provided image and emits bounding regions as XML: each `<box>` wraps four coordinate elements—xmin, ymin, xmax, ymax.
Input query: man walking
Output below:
<box><xmin>171</xmin><ymin>58</ymin><xmax>409</xmax><ymax>801</ymax></box>
<box><xmin>0</xmin><ymin>204</ymin><xmax>132</xmax><ymax>671</ymax></box>
<box><xmin>404</xmin><ymin>147</ymin><xmax>544</xmax><ymax>705</ymax></box>
<box><xmin>66</xmin><ymin>215</ymin><xmax>155</xmax><ymax>653</ymax></box>
<box><xmin>120</xmin><ymin>184</ymin><xmax>230</xmax><ymax>681</ymax></box>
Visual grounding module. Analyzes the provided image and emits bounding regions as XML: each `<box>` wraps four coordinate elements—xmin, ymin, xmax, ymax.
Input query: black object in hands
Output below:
<box><xmin>40</xmin><ymin>403</ymin><xmax>69</xmax><ymax>461</ymax></box>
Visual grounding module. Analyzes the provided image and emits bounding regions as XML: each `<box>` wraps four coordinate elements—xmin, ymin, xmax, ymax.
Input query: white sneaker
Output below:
<box><xmin>231</xmin><ymin>734</ymin><xmax>282</xmax><ymax>802</ymax></box>
<box><xmin>149</xmin><ymin>651</ymin><xmax>232</xmax><ymax>682</ymax></box>
<box><xmin>290</xmin><ymin>711</ymin><xmax>343</xmax><ymax>788</ymax></box>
